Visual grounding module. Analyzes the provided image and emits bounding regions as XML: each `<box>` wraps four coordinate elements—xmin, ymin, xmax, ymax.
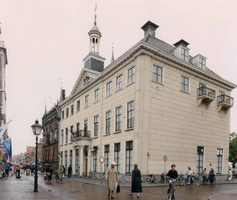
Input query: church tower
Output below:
<box><xmin>0</xmin><ymin>25</ymin><xmax>8</xmax><ymax>141</ymax></box>
<box><xmin>83</xmin><ymin>4</ymin><xmax>105</xmax><ymax>72</ymax></box>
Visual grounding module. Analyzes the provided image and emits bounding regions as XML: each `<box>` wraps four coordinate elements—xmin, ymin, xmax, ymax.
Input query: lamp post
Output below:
<box><xmin>31</xmin><ymin>119</ymin><xmax>43</xmax><ymax>192</ymax></box>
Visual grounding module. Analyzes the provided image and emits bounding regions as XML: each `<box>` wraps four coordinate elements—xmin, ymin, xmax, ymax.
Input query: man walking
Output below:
<box><xmin>68</xmin><ymin>165</ymin><xmax>72</xmax><ymax>178</ymax></box>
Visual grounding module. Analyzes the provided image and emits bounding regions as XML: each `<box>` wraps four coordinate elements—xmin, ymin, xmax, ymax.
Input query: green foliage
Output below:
<box><xmin>229</xmin><ymin>132</ymin><xmax>237</xmax><ymax>166</ymax></box>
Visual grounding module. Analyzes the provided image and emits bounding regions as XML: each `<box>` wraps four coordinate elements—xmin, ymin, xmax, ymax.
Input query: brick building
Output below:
<box><xmin>42</xmin><ymin>91</ymin><xmax>64</xmax><ymax>171</ymax></box>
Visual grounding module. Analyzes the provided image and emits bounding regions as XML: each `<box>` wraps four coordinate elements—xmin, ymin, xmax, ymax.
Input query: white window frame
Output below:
<box><xmin>94</xmin><ymin>89</ymin><xmax>99</xmax><ymax>103</ymax></box>
<box><xmin>181</xmin><ymin>47</ymin><xmax>189</xmax><ymax>62</ymax></box>
<box><xmin>116</xmin><ymin>74</ymin><xmax>123</xmax><ymax>92</ymax></box>
<box><xmin>126</xmin><ymin>101</ymin><xmax>135</xmax><ymax>130</ymax></box>
<box><xmin>106</xmin><ymin>81</ymin><xmax>112</xmax><ymax>97</ymax></box>
<box><xmin>181</xmin><ymin>76</ymin><xmax>190</xmax><ymax>93</ymax></box>
<box><xmin>152</xmin><ymin>64</ymin><xmax>164</xmax><ymax>84</ymax></box>
<box><xmin>199</xmin><ymin>57</ymin><xmax>206</xmax><ymax>69</ymax></box>
<box><xmin>115</xmin><ymin>106</ymin><xmax>122</xmax><ymax>132</ymax></box>
<box><xmin>105</xmin><ymin>110</ymin><xmax>111</xmax><ymax>135</ymax></box>
<box><xmin>127</xmin><ymin>66</ymin><xmax>135</xmax><ymax>85</ymax></box>
<box><xmin>94</xmin><ymin>115</ymin><xmax>99</xmax><ymax>137</ymax></box>
<box><xmin>85</xmin><ymin>95</ymin><xmax>89</xmax><ymax>108</ymax></box>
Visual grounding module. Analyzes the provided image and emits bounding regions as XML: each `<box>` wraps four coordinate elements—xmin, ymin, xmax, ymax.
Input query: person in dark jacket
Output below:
<box><xmin>130</xmin><ymin>164</ymin><xmax>142</xmax><ymax>199</ymax></box>
<box><xmin>68</xmin><ymin>165</ymin><xmax>72</xmax><ymax>178</ymax></box>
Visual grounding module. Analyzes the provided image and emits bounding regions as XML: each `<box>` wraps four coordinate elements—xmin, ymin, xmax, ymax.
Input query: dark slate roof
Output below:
<box><xmin>142</xmin><ymin>35</ymin><xmax>224</xmax><ymax>80</ymax></box>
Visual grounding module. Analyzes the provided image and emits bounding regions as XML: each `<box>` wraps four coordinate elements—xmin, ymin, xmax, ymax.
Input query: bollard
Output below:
<box><xmin>92</xmin><ymin>172</ymin><xmax>95</xmax><ymax>180</ymax></box>
<box><xmin>82</xmin><ymin>172</ymin><xmax>85</xmax><ymax>179</ymax></box>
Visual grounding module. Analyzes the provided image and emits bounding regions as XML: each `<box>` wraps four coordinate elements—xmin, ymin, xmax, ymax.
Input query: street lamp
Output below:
<box><xmin>31</xmin><ymin>119</ymin><xmax>43</xmax><ymax>192</ymax></box>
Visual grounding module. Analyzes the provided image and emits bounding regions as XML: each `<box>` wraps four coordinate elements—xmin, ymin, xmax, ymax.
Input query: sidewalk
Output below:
<box><xmin>40</xmin><ymin>173</ymin><xmax>237</xmax><ymax>188</ymax></box>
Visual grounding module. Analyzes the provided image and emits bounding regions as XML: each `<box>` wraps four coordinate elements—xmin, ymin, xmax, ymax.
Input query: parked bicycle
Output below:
<box><xmin>142</xmin><ymin>174</ymin><xmax>158</xmax><ymax>183</ymax></box>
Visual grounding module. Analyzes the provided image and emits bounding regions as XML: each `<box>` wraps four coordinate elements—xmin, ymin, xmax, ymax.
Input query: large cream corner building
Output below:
<box><xmin>59</xmin><ymin>18</ymin><xmax>236</xmax><ymax>177</ymax></box>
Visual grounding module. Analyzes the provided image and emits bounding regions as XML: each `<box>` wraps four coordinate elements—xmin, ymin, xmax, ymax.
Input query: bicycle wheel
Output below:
<box><xmin>142</xmin><ymin>176</ymin><xmax>147</xmax><ymax>183</ymax></box>
<box><xmin>146</xmin><ymin>177</ymin><xmax>152</xmax><ymax>183</ymax></box>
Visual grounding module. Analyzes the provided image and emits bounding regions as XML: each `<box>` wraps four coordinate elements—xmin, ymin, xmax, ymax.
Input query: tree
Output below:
<box><xmin>229</xmin><ymin>132</ymin><xmax>237</xmax><ymax>168</ymax></box>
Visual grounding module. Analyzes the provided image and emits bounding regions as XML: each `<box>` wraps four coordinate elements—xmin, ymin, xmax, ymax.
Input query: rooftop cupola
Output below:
<box><xmin>141</xmin><ymin>21</ymin><xmax>159</xmax><ymax>38</ymax></box>
<box><xmin>88</xmin><ymin>3</ymin><xmax>102</xmax><ymax>54</ymax></box>
<box><xmin>83</xmin><ymin>3</ymin><xmax>105</xmax><ymax>72</ymax></box>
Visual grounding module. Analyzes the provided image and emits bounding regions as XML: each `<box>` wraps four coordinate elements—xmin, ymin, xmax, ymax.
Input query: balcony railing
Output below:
<box><xmin>217</xmin><ymin>94</ymin><xmax>234</xmax><ymax>106</ymax></box>
<box><xmin>71</xmin><ymin>130</ymin><xmax>91</xmax><ymax>142</ymax></box>
<box><xmin>197</xmin><ymin>86</ymin><xmax>215</xmax><ymax>99</ymax></box>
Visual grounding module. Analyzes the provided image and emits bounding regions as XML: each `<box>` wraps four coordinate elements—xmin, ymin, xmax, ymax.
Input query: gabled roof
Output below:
<box><xmin>70</xmin><ymin>68</ymin><xmax>101</xmax><ymax>96</ymax></box>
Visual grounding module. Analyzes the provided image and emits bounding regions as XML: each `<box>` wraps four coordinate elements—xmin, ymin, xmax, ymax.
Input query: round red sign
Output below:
<box><xmin>99</xmin><ymin>156</ymin><xmax>105</xmax><ymax>164</ymax></box>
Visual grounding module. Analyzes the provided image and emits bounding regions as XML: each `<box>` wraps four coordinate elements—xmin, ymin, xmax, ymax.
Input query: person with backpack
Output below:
<box><xmin>130</xmin><ymin>164</ymin><xmax>142</xmax><ymax>199</ymax></box>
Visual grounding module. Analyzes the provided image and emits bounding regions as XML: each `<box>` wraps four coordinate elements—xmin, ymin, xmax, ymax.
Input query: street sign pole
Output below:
<box><xmin>163</xmin><ymin>155</ymin><xmax>167</xmax><ymax>183</ymax></box>
<box><xmin>99</xmin><ymin>156</ymin><xmax>105</xmax><ymax>184</ymax></box>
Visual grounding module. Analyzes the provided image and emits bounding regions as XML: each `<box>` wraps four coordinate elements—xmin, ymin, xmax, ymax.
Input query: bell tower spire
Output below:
<box><xmin>88</xmin><ymin>2</ymin><xmax>102</xmax><ymax>54</ymax></box>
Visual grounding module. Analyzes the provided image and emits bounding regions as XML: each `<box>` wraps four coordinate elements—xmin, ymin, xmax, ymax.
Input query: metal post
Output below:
<box><xmin>34</xmin><ymin>137</ymin><xmax>38</xmax><ymax>192</ymax></box>
<box><xmin>164</xmin><ymin>161</ymin><xmax>166</xmax><ymax>183</ymax></box>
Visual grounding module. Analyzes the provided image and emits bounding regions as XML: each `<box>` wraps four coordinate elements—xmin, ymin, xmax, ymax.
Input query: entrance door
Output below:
<box><xmin>85</xmin><ymin>158</ymin><xmax>88</xmax><ymax>176</ymax></box>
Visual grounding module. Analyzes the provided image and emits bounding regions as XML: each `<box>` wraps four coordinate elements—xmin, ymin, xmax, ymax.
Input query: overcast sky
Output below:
<box><xmin>0</xmin><ymin>0</ymin><xmax>237</xmax><ymax>155</ymax></box>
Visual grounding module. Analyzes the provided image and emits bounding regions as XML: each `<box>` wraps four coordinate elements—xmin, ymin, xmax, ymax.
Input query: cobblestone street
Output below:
<box><xmin>1</xmin><ymin>174</ymin><xmax>237</xmax><ymax>200</ymax></box>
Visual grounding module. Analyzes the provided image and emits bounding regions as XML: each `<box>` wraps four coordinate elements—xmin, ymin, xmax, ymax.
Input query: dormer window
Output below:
<box><xmin>181</xmin><ymin>48</ymin><xmax>188</xmax><ymax>62</ymax></box>
<box><xmin>199</xmin><ymin>57</ymin><xmax>206</xmax><ymax>69</ymax></box>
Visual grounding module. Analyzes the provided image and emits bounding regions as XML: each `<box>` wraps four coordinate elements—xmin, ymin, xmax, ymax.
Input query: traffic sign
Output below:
<box><xmin>163</xmin><ymin>155</ymin><xmax>167</xmax><ymax>162</ymax></box>
<box><xmin>99</xmin><ymin>156</ymin><xmax>105</xmax><ymax>164</ymax></box>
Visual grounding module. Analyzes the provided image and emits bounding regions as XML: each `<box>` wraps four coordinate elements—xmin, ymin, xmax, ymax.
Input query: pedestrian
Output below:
<box><xmin>57</xmin><ymin>165</ymin><xmax>64</xmax><ymax>183</ymax></box>
<box><xmin>5</xmin><ymin>164</ymin><xmax>10</xmax><ymax>177</ymax></box>
<box><xmin>68</xmin><ymin>165</ymin><xmax>72</xmax><ymax>178</ymax></box>
<box><xmin>63</xmin><ymin>165</ymin><xmax>65</xmax><ymax>178</ymax></box>
<box><xmin>106</xmin><ymin>161</ymin><xmax>119</xmax><ymax>199</ymax></box>
<box><xmin>130</xmin><ymin>164</ymin><xmax>142</xmax><ymax>199</ymax></box>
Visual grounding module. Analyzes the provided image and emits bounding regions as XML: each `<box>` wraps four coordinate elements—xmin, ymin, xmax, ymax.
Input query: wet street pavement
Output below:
<box><xmin>1</xmin><ymin>174</ymin><xmax>237</xmax><ymax>200</ymax></box>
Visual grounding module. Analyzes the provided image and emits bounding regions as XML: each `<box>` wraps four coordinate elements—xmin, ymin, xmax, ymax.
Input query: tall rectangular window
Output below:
<box><xmin>77</xmin><ymin>100</ymin><xmax>80</xmax><ymax>112</ymax></box>
<box><xmin>70</xmin><ymin>125</ymin><xmax>73</xmax><ymax>142</ymax></box>
<box><xmin>71</xmin><ymin>105</ymin><xmax>74</xmax><ymax>115</ymax></box>
<box><xmin>153</xmin><ymin>65</ymin><xmax>163</xmax><ymax>84</ymax></box>
<box><xmin>85</xmin><ymin>95</ymin><xmax>89</xmax><ymax>108</ymax></box>
<box><xmin>61</xmin><ymin>130</ymin><xmax>64</xmax><ymax>145</ymax></box>
<box><xmin>94</xmin><ymin>89</ymin><xmax>99</xmax><ymax>102</ymax></box>
<box><xmin>61</xmin><ymin>151</ymin><xmax>63</xmax><ymax>166</ymax></box>
<box><xmin>128</xmin><ymin>67</ymin><xmax>135</xmax><ymax>85</ymax></box>
<box><xmin>94</xmin><ymin>115</ymin><xmax>99</xmax><ymax>137</ymax></box>
<box><xmin>181</xmin><ymin>76</ymin><xmax>189</xmax><ymax>93</ymax></box>
<box><xmin>65</xmin><ymin>151</ymin><xmax>68</xmax><ymax>170</ymax></box>
<box><xmin>114</xmin><ymin>143</ymin><xmax>120</xmax><ymax>173</ymax></box>
<box><xmin>196</xmin><ymin>146</ymin><xmax>204</xmax><ymax>173</ymax></box>
<box><xmin>105</xmin><ymin>111</ymin><xmax>111</xmax><ymax>135</ymax></box>
<box><xmin>69</xmin><ymin>150</ymin><xmax>72</xmax><ymax>167</ymax></box>
<box><xmin>66</xmin><ymin>108</ymin><xmax>69</xmax><ymax>118</ymax></box>
<box><xmin>93</xmin><ymin>147</ymin><xmax>97</xmax><ymax>172</ymax></box>
<box><xmin>76</xmin><ymin>123</ymin><xmax>80</xmax><ymax>136</ymax></box>
<box><xmin>65</xmin><ymin>128</ymin><xmax>68</xmax><ymax>144</ymax></box>
<box><xmin>116</xmin><ymin>75</ymin><xmax>123</xmax><ymax>91</ymax></box>
<box><xmin>104</xmin><ymin>145</ymin><xmax>110</xmax><ymax>169</ymax></box>
<box><xmin>199</xmin><ymin>83</ymin><xmax>206</xmax><ymax>96</ymax></box>
<box><xmin>84</xmin><ymin>119</ymin><xmax>88</xmax><ymax>137</ymax></box>
<box><xmin>76</xmin><ymin>149</ymin><xmax>79</xmax><ymax>170</ymax></box>
<box><xmin>217</xmin><ymin>149</ymin><xmax>223</xmax><ymax>174</ymax></box>
<box><xmin>106</xmin><ymin>82</ymin><xmax>112</xmax><ymax>97</ymax></box>
<box><xmin>126</xmin><ymin>141</ymin><xmax>133</xmax><ymax>173</ymax></box>
<box><xmin>199</xmin><ymin>57</ymin><xmax>206</xmax><ymax>69</ymax></box>
<box><xmin>181</xmin><ymin>48</ymin><xmax>188</xmax><ymax>61</ymax></box>
<box><xmin>62</xmin><ymin>111</ymin><xmax>64</xmax><ymax>120</ymax></box>
<box><xmin>218</xmin><ymin>90</ymin><xmax>225</xmax><ymax>103</ymax></box>
<box><xmin>115</xmin><ymin>106</ymin><xmax>122</xmax><ymax>132</ymax></box>
<box><xmin>127</xmin><ymin>101</ymin><xmax>134</xmax><ymax>129</ymax></box>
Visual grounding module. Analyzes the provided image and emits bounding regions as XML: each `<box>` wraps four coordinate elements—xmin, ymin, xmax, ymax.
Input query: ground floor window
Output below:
<box><xmin>61</xmin><ymin>151</ymin><xmax>63</xmax><ymax>166</ymax></box>
<box><xmin>93</xmin><ymin>147</ymin><xmax>97</xmax><ymax>172</ymax></box>
<box><xmin>196</xmin><ymin>146</ymin><xmax>204</xmax><ymax>173</ymax></box>
<box><xmin>217</xmin><ymin>149</ymin><xmax>223</xmax><ymax>174</ymax></box>
<box><xmin>76</xmin><ymin>149</ymin><xmax>79</xmax><ymax>170</ymax></box>
<box><xmin>70</xmin><ymin>150</ymin><xmax>72</xmax><ymax>167</ymax></box>
<box><xmin>65</xmin><ymin>151</ymin><xmax>68</xmax><ymax>169</ymax></box>
<box><xmin>114</xmin><ymin>143</ymin><xmax>120</xmax><ymax>173</ymax></box>
<box><xmin>126</xmin><ymin>141</ymin><xmax>133</xmax><ymax>173</ymax></box>
<box><xmin>104</xmin><ymin>145</ymin><xmax>110</xmax><ymax>169</ymax></box>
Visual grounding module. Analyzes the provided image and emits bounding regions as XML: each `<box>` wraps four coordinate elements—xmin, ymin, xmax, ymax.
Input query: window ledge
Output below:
<box><xmin>105</xmin><ymin>94</ymin><xmax>112</xmax><ymax>99</ymax></box>
<box><xmin>125</xmin><ymin>128</ymin><xmax>134</xmax><ymax>132</ymax></box>
<box><xmin>84</xmin><ymin>106</ymin><xmax>89</xmax><ymax>109</ymax></box>
<box><xmin>151</xmin><ymin>80</ymin><xmax>164</xmax><ymax>85</ymax></box>
<box><xmin>126</xmin><ymin>82</ymin><xmax>135</xmax><ymax>87</ymax></box>
<box><xmin>113</xmin><ymin>131</ymin><xmax>122</xmax><ymax>134</ymax></box>
<box><xmin>103</xmin><ymin>133</ymin><xmax>111</xmax><ymax>137</ymax></box>
<box><xmin>115</xmin><ymin>88</ymin><xmax>123</xmax><ymax>93</ymax></box>
<box><xmin>94</xmin><ymin>100</ymin><xmax>99</xmax><ymax>104</ymax></box>
<box><xmin>180</xmin><ymin>90</ymin><xmax>190</xmax><ymax>94</ymax></box>
<box><xmin>92</xmin><ymin>136</ymin><xmax>99</xmax><ymax>139</ymax></box>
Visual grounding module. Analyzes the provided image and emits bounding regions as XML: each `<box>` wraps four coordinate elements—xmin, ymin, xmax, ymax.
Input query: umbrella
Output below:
<box><xmin>45</xmin><ymin>163</ymin><xmax>50</xmax><ymax>166</ymax></box>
